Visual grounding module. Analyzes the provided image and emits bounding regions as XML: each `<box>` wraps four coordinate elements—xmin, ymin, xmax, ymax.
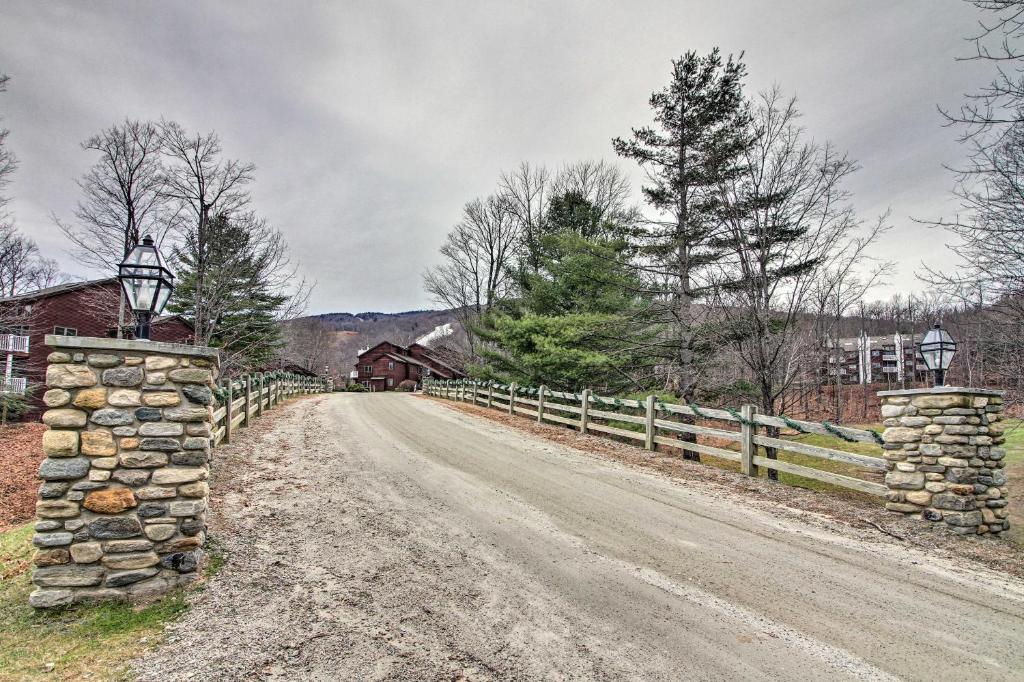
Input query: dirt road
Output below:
<box><xmin>134</xmin><ymin>393</ymin><xmax>1024</xmax><ymax>681</ymax></box>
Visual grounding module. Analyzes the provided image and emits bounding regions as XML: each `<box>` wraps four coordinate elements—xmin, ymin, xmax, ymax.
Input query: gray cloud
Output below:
<box><xmin>0</xmin><ymin>0</ymin><xmax>991</xmax><ymax>313</ymax></box>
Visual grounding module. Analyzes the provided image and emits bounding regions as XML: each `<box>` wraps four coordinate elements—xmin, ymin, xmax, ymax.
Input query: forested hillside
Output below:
<box><xmin>282</xmin><ymin>309</ymin><xmax>462</xmax><ymax>379</ymax></box>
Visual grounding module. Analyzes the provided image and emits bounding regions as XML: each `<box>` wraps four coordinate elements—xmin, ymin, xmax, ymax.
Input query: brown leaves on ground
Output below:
<box><xmin>425</xmin><ymin>396</ymin><xmax>1024</xmax><ymax>580</ymax></box>
<box><xmin>0</xmin><ymin>422</ymin><xmax>46</xmax><ymax>531</ymax></box>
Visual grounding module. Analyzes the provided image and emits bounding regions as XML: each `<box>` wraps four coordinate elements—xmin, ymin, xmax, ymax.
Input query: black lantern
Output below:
<box><xmin>919</xmin><ymin>322</ymin><xmax>957</xmax><ymax>387</ymax></box>
<box><xmin>118</xmin><ymin>235</ymin><xmax>174</xmax><ymax>340</ymax></box>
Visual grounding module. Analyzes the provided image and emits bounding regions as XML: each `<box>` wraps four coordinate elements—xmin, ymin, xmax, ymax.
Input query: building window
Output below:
<box><xmin>363</xmin><ymin>365</ymin><xmax>372</xmax><ymax>373</ymax></box>
<box><xmin>388</xmin><ymin>361</ymin><xmax>395</xmax><ymax>370</ymax></box>
<box><xmin>53</xmin><ymin>326</ymin><xmax>77</xmax><ymax>336</ymax></box>
<box><xmin>387</xmin><ymin>378</ymin><xmax>394</xmax><ymax>387</ymax></box>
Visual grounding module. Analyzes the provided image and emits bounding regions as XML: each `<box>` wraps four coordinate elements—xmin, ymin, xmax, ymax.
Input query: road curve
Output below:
<box><xmin>135</xmin><ymin>392</ymin><xmax>1024</xmax><ymax>681</ymax></box>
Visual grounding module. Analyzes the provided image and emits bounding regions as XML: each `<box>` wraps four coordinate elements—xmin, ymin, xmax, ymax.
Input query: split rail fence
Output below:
<box><xmin>424</xmin><ymin>379</ymin><xmax>888</xmax><ymax>497</ymax></box>
<box><xmin>212</xmin><ymin>372</ymin><xmax>330</xmax><ymax>447</ymax></box>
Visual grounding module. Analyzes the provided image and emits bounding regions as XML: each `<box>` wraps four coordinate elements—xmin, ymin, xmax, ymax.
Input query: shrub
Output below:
<box><xmin>398</xmin><ymin>380</ymin><xmax>417</xmax><ymax>392</ymax></box>
<box><xmin>345</xmin><ymin>383</ymin><xmax>366</xmax><ymax>392</ymax></box>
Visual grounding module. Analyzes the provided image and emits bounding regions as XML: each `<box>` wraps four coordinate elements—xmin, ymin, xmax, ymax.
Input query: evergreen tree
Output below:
<box><xmin>613</xmin><ymin>49</ymin><xmax>751</xmax><ymax>403</ymax></box>
<box><xmin>474</xmin><ymin>193</ymin><xmax>653</xmax><ymax>392</ymax></box>
<box><xmin>169</xmin><ymin>212</ymin><xmax>289</xmax><ymax>370</ymax></box>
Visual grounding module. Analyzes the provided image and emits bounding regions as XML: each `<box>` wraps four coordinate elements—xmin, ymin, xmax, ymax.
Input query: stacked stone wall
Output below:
<box><xmin>31</xmin><ymin>337</ymin><xmax>219</xmax><ymax>608</ymax></box>
<box><xmin>880</xmin><ymin>389</ymin><xmax>1008</xmax><ymax>535</ymax></box>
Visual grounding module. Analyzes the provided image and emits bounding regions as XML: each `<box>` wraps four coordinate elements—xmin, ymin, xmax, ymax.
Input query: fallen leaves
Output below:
<box><xmin>0</xmin><ymin>422</ymin><xmax>46</xmax><ymax>530</ymax></box>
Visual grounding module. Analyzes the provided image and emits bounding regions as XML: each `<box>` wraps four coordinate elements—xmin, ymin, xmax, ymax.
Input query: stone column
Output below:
<box><xmin>31</xmin><ymin>335</ymin><xmax>219</xmax><ymax>608</ymax></box>
<box><xmin>879</xmin><ymin>387</ymin><xmax>1008</xmax><ymax>536</ymax></box>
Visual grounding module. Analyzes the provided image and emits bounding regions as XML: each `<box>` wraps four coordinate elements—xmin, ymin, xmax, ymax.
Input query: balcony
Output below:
<box><xmin>0</xmin><ymin>334</ymin><xmax>29</xmax><ymax>354</ymax></box>
<box><xmin>1</xmin><ymin>376</ymin><xmax>27</xmax><ymax>395</ymax></box>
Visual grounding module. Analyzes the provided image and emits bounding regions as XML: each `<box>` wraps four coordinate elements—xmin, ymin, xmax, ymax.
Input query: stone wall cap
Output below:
<box><xmin>877</xmin><ymin>386</ymin><xmax>1004</xmax><ymax>397</ymax></box>
<box><xmin>45</xmin><ymin>335</ymin><xmax>220</xmax><ymax>362</ymax></box>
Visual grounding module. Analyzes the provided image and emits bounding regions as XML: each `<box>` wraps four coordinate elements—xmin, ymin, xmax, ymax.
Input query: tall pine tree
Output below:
<box><xmin>613</xmin><ymin>49</ymin><xmax>751</xmax><ymax>404</ymax></box>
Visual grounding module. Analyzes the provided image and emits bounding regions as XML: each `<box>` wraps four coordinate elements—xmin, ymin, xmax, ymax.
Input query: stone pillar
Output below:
<box><xmin>879</xmin><ymin>387</ymin><xmax>1008</xmax><ymax>536</ymax></box>
<box><xmin>31</xmin><ymin>335</ymin><xmax>219</xmax><ymax>608</ymax></box>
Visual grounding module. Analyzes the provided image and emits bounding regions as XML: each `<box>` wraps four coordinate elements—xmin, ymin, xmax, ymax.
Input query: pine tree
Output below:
<box><xmin>475</xmin><ymin>193</ymin><xmax>653</xmax><ymax>392</ymax></box>
<box><xmin>168</xmin><ymin>212</ymin><xmax>288</xmax><ymax>370</ymax></box>
<box><xmin>613</xmin><ymin>49</ymin><xmax>751</xmax><ymax>403</ymax></box>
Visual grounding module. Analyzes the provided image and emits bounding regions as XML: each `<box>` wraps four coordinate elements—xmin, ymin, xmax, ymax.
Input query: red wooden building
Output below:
<box><xmin>0</xmin><ymin>278</ymin><xmax>194</xmax><ymax>416</ymax></box>
<box><xmin>353</xmin><ymin>341</ymin><xmax>464</xmax><ymax>391</ymax></box>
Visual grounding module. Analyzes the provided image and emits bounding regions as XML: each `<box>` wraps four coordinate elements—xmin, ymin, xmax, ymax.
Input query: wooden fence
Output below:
<box><xmin>212</xmin><ymin>372</ymin><xmax>330</xmax><ymax>447</ymax></box>
<box><xmin>424</xmin><ymin>379</ymin><xmax>888</xmax><ymax>497</ymax></box>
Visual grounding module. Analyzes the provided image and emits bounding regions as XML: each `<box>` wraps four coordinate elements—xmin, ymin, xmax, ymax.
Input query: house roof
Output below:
<box><xmin>410</xmin><ymin>346</ymin><xmax>463</xmax><ymax>377</ymax></box>
<box><xmin>356</xmin><ymin>340</ymin><xmax>400</xmax><ymax>357</ymax></box>
<box><xmin>384</xmin><ymin>352</ymin><xmax>428</xmax><ymax>368</ymax></box>
<box><xmin>0</xmin><ymin>277</ymin><xmax>117</xmax><ymax>304</ymax></box>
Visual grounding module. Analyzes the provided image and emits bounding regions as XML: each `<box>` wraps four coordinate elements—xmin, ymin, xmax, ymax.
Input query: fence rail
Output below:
<box><xmin>424</xmin><ymin>379</ymin><xmax>887</xmax><ymax>497</ymax></box>
<box><xmin>211</xmin><ymin>372</ymin><xmax>330</xmax><ymax>446</ymax></box>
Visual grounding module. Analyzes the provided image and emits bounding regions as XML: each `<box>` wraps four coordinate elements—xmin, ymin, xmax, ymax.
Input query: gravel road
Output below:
<box><xmin>134</xmin><ymin>392</ymin><xmax>1024</xmax><ymax>681</ymax></box>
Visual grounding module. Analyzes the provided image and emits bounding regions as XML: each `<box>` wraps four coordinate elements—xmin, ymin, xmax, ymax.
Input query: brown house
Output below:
<box><xmin>353</xmin><ymin>341</ymin><xmax>465</xmax><ymax>391</ymax></box>
<box><xmin>0</xmin><ymin>278</ymin><xmax>193</xmax><ymax>416</ymax></box>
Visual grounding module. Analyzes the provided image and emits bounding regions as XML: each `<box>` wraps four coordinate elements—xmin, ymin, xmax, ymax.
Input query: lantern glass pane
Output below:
<box><xmin>135</xmin><ymin>279</ymin><xmax>157</xmax><ymax>311</ymax></box>
<box><xmin>154</xmin><ymin>282</ymin><xmax>172</xmax><ymax>314</ymax></box>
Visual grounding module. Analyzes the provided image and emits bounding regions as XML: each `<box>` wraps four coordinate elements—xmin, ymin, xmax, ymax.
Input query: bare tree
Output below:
<box><xmin>920</xmin><ymin>124</ymin><xmax>1024</xmax><ymax>317</ymax></box>
<box><xmin>282</xmin><ymin>317</ymin><xmax>334</xmax><ymax>375</ymax></box>
<box><xmin>55</xmin><ymin>119</ymin><xmax>176</xmax><ymax>335</ymax></box>
<box><xmin>57</xmin><ymin>120</ymin><xmax>172</xmax><ymax>269</ymax></box>
<box><xmin>943</xmin><ymin>1</ymin><xmax>1024</xmax><ymax>140</ymax></box>
<box><xmin>715</xmin><ymin>89</ymin><xmax>890</xmax><ymax>415</ymax></box>
<box><xmin>712</xmin><ymin>89</ymin><xmax>891</xmax><ymax>475</ymax></box>
<box><xmin>159</xmin><ymin>121</ymin><xmax>256</xmax><ymax>345</ymax></box>
<box><xmin>550</xmin><ymin>159</ymin><xmax>638</xmax><ymax>227</ymax></box>
<box><xmin>0</xmin><ymin>74</ymin><xmax>14</xmax><ymax>217</ymax></box>
<box><xmin>423</xmin><ymin>195</ymin><xmax>519</xmax><ymax>359</ymax></box>
<box><xmin>0</xmin><ymin>76</ymin><xmax>63</xmax><ymax>303</ymax></box>
<box><xmin>0</xmin><ymin>225</ymin><xmax>61</xmax><ymax>296</ymax></box>
<box><xmin>498</xmin><ymin>162</ymin><xmax>550</xmax><ymax>274</ymax></box>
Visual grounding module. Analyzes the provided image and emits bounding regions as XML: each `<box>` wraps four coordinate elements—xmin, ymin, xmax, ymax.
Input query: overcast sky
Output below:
<box><xmin>0</xmin><ymin>1</ymin><xmax>992</xmax><ymax>314</ymax></box>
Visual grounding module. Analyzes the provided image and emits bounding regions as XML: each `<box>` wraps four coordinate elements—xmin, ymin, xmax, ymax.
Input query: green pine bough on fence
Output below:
<box><xmin>424</xmin><ymin>378</ymin><xmax>888</xmax><ymax>497</ymax></box>
<box><xmin>210</xmin><ymin>371</ymin><xmax>330</xmax><ymax>447</ymax></box>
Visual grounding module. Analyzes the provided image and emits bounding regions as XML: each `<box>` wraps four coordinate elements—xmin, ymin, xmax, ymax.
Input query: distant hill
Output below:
<box><xmin>301</xmin><ymin>309</ymin><xmax>463</xmax><ymax>375</ymax></box>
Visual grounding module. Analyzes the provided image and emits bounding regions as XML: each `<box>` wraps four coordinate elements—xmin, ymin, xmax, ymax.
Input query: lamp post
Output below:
<box><xmin>918</xmin><ymin>322</ymin><xmax>957</xmax><ymax>387</ymax></box>
<box><xmin>117</xmin><ymin>235</ymin><xmax>174</xmax><ymax>341</ymax></box>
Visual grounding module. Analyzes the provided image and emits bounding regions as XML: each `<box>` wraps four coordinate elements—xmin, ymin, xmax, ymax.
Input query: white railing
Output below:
<box><xmin>0</xmin><ymin>334</ymin><xmax>29</xmax><ymax>353</ymax></box>
<box><xmin>1</xmin><ymin>377</ymin><xmax>27</xmax><ymax>394</ymax></box>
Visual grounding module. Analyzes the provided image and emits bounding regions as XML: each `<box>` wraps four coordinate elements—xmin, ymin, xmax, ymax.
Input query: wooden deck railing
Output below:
<box><xmin>424</xmin><ymin>379</ymin><xmax>887</xmax><ymax>497</ymax></box>
<box><xmin>211</xmin><ymin>372</ymin><xmax>330</xmax><ymax>447</ymax></box>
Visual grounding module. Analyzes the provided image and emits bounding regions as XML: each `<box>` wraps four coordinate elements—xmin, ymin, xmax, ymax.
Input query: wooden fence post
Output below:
<box><xmin>537</xmin><ymin>385</ymin><xmax>546</xmax><ymax>423</ymax></box>
<box><xmin>508</xmin><ymin>383</ymin><xmax>516</xmax><ymax>415</ymax></box>
<box><xmin>644</xmin><ymin>394</ymin><xmax>656</xmax><ymax>451</ymax></box>
<box><xmin>244</xmin><ymin>375</ymin><xmax>252</xmax><ymax>427</ymax></box>
<box><xmin>487</xmin><ymin>383</ymin><xmax>494</xmax><ymax>409</ymax></box>
<box><xmin>580</xmin><ymin>389</ymin><xmax>591</xmax><ymax>434</ymax></box>
<box><xmin>740</xmin><ymin>404</ymin><xmax>758</xmax><ymax>477</ymax></box>
<box><xmin>256</xmin><ymin>374</ymin><xmax>264</xmax><ymax>417</ymax></box>
<box><xmin>224</xmin><ymin>379</ymin><xmax>234</xmax><ymax>444</ymax></box>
